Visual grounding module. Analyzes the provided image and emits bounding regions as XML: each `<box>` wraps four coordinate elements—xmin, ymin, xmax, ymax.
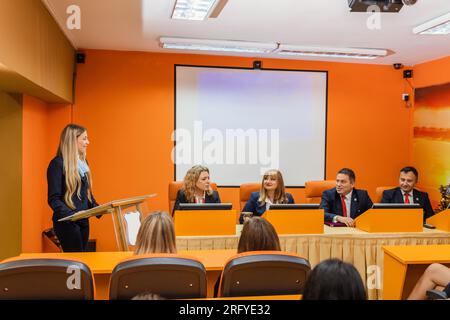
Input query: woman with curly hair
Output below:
<box><xmin>172</xmin><ymin>165</ymin><xmax>221</xmax><ymax>215</ymax></box>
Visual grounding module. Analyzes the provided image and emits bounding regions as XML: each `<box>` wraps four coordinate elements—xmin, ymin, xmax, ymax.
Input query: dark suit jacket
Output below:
<box><xmin>47</xmin><ymin>156</ymin><xmax>98</xmax><ymax>225</ymax></box>
<box><xmin>240</xmin><ymin>191</ymin><xmax>295</xmax><ymax>223</ymax></box>
<box><xmin>320</xmin><ymin>188</ymin><xmax>373</xmax><ymax>222</ymax></box>
<box><xmin>172</xmin><ymin>189</ymin><xmax>221</xmax><ymax>215</ymax></box>
<box><xmin>381</xmin><ymin>187</ymin><xmax>434</xmax><ymax>221</ymax></box>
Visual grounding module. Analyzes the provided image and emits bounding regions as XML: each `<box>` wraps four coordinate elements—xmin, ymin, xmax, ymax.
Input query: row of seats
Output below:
<box><xmin>169</xmin><ymin>181</ymin><xmax>394</xmax><ymax>213</ymax></box>
<box><xmin>0</xmin><ymin>251</ymin><xmax>310</xmax><ymax>300</ymax></box>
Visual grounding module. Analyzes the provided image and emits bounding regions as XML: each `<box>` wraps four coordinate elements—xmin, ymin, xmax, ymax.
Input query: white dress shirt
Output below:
<box><xmin>401</xmin><ymin>189</ymin><xmax>414</xmax><ymax>204</ymax></box>
<box><xmin>333</xmin><ymin>190</ymin><xmax>353</xmax><ymax>222</ymax></box>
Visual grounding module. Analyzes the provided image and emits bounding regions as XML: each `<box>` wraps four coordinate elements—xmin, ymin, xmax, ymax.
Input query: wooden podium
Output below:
<box><xmin>427</xmin><ymin>209</ymin><xmax>450</xmax><ymax>231</ymax></box>
<box><xmin>173</xmin><ymin>210</ymin><xmax>236</xmax><ymax>236</ymax></box>
<box><xmin>355</xmin><ymin>208</ymin><xmax>423</xmax><ymax>233</ymax></box>
<box><xmin>264</xmin><ymin>209</ymin><xmax>324</xmax><ymax>234</ymax></box>
<box><xmin>59</xmin><ymin>194</ymin><xmax>155</xmax><ymax>251</ymax></box>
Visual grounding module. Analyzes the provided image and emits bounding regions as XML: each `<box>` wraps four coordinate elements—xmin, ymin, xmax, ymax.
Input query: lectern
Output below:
<box><xmin>59</xmin><ymin>194</ymin><xmax>155</xmax><ymax>251</ymax></box>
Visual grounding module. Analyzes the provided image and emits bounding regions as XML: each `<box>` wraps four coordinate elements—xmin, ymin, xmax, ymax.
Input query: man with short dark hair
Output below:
<box><xmin>381</xmin><ymin>166</ymin><xmax>434</xmax><ymax>221</ymax></box>
<box><xmin>320</xmin><ymin>168</ymin><xmax>373</xmax><ymax>227</ymax></box>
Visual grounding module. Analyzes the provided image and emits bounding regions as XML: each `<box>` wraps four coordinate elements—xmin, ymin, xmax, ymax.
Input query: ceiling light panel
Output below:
<box><xmin>171</xmin><ymin>0</ymin><xmax>217</xmax><ymax>21</ymax></box>
<box><xmin>160</xmin><ymin>37</ymin><xmax>278</xmax><ymax>53</ymax></box>
<box><xmin>413</xmin><ymin>13</ymin><xmax>450</xmax><ymax>35</ymax></box>
<box><xmin>276</xmin><ymin>45</ymin><xmax>388</xmax><ymax>60</ymax></box>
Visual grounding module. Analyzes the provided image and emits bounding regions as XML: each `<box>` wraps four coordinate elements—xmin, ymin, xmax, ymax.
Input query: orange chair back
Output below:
<box><xmin>239</xmin><ymin>183</ymin><xmax>260</xmax><ymax>211</ymax></box>
<box><xmin>304</xmin><ymin>180</ymin><xmax>336</xmax><ymax>203</ymax></box>
<box><xmin>169</xmin><ymin>181</ymin><xmax>218</xmax><ymax>214</ymax></box>
<box><xmin>374</xmin><ymin>186</ymin><xmax>396</xmax><ymax>203</ymax></box>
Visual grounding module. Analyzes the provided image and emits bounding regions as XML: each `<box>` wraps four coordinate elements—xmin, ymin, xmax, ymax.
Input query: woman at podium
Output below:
<box><xmin>172</xmin><ymin>165</ymin><xmax>221</xmax><ymax>214</ymax></box>
<box><xmin>47</xmin><ymin>124</ymin><xmax>98</xmax><ymax>252</ymax></box>
<box><xmin>240</xmin><ymin>169</ymin><xmax>294</xmax><ymax>223</ymax></box>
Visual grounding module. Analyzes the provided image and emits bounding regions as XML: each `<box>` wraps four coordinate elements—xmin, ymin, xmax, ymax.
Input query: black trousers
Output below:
<box><xmin>53</xmin><ymin>220</ymin><xmax>89</xmax><ymax>252</ymax></box>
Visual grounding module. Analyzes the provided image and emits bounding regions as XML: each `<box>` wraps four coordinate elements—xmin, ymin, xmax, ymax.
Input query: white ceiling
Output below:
<box><xmin>43</xmin><ymin>0</ymin><xmax>450</xmax><ymax>65</ymax></box>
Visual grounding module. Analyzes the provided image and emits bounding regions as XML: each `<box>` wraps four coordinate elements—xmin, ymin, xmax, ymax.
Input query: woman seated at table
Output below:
<box><xmin>214</xmin><ymin>216</ymin><xmax>281</xmax><ymax>296</ymax></box>
<box><xmin>134</xmin><ymin>211</ymin><xmax>176</xmax><ymax>254</ymax></box>
<box><xmin>240</xmin><ymin>169</ymin><xmax>294</xmax><ymax>223</ymax></box>
<box><xmin>172</xmin><ymin>165</ymin><xmax>221</xmax><ymax>215</ymax></box>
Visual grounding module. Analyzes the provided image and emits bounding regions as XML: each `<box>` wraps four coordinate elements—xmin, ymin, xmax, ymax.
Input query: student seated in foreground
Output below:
<box><xmin>320</xmin><ymin>168</ymin><xmax>373</xmax><ymax>227</ymax></box>
<box><xmin>134</xmin><ymin>211</ymin><xmax>176</xmax><ymax>254</ymax></box>
<box><xmin>302</xmin><ymin>259</ymin><xmax>367</xmax><ymax>300</ymax></box>
<box><xmin>173</xmin><ymin>165</ymin><xmax>221</xmax><ymax>215</ymax></box>
<box><xmin>214</xmin><ymin>217</ymin><xmax>281</xmax><ymax>296</ymax></box>
<box><xmin>408</xmin><ymin>263</ymin><xmax>450</xmax><ymax>300</ymax></box>
<box><xmin>240</xmin><ymin>169</ymin><xmax>294</xmax><ymax>224</ymax></box>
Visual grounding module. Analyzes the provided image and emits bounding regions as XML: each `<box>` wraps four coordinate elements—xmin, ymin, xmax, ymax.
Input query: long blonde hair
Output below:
<box><xmin>134</xmin><ymin>211</ymin><xmax>177</xmax><ymax>254</ymax></box>
<box><xmin>182</xmin><ymin>165</ymin><xmax>213</xmax><ymax>203</ymax></box>
<box><xmin>57</xmin><ymin>124</ymin><xmax>93</xmax><ymax>210</ymax></box>
<box><xmin>258</xmin><ymin>169</ymin><xmax>288</xmax><ymax>206</ymax></box>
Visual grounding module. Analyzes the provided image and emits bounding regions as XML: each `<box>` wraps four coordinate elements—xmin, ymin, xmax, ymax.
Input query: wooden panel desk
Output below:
<box><xmin>19</xmin><ymin>249</ymin><xmax>236</xmax><ymax>300</ymax></box>
<box><xmin>383</xmin><ymin>245</ymin><xmax>450</xmax><ymax>300</ymax></box>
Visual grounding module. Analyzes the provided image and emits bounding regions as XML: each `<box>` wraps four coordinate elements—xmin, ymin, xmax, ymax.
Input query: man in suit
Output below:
<box><xmin>320</xmin><ymin>168</ymin><xmax>373</xmax><ymax>227</ymax></box>
<box><xmin>381</xmin><ymin>166</ymin><xmax>434</xmax><ymax>221</ymax></box>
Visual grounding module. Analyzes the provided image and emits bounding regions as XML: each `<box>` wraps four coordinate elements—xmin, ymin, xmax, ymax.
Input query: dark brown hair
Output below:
<box><xmin>237</xmin><ymin>217</ymin><xmax>281</xmax><ymax>253</ymax></box>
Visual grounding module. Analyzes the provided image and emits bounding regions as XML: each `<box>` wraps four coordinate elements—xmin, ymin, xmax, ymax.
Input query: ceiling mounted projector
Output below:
<box><xmin>348</xmin><ymin>0</ymin><xmax>416</xmax><ymax>12</ymax></box>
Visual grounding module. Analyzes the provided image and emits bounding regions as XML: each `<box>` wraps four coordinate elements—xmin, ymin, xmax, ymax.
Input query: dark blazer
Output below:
<box><xmin>47</xmin><ymin>156</ymin><xmax>98</xmax><ymax>225</ymax></box>
<box><xmin>240</xmin><ymin>191</ymin><xmax>295</xmax><ymax>223</ymax></box>
<box><xmin>172</xmin><ymin>189</ymin><xmax>221</xmax><ymax>215</ymax></box>
<box><xmin>381</xmin><ymin>187</ymin><xmax>434</xmax><ymax>221</ymax></box>
<box><xmin>320</xmin><ymin>188</ymin><xmax>373</xmax><ymax>222</ymax></box>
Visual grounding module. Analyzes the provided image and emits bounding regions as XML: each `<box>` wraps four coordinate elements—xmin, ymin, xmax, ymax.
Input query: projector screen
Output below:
<box><xmin>173</xmin><ymin>65</ymin><xmax>327</xmax><ymax>186</ymax></box>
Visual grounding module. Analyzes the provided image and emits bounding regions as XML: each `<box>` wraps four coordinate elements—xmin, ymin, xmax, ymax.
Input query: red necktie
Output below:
<box><xmin>404</xmin><ymin>193</ymin><xmax>410</xmax><ymax>204</ymax></box>
<box><xmin>341</xmin><ymin>195</ymin><xmax>347</xmax><ymax>217</ymax></box>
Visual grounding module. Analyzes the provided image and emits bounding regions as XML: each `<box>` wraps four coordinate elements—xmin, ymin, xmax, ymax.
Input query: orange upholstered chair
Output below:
<box><xmin>304</xmin><ymin>180</ymin><xmax>336</xmax><ymax>203</ymax></box>
<box><xmin>239</xmin><ymin>183</ymin><xmax>260</xmax><ymax>211</ymax></box>
<box><xmin>168</xmin><ymin>181</ymin><xmax>218</xmax><ymax>215</ymax></box>
<box><xmin>374</xmin><ymin>186</ymin><xmax>396</xmax><ymax>203</ymax></box>
<box><xmin>217</xmin><ymin>251</ymin><xmax>311</xmax><ymax>297</ymax></box>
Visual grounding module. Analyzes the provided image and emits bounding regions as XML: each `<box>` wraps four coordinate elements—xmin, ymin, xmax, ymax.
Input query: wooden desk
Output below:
<box><xmin>383</xmin><ymin>244</ymin><xmax>450</xmax><ymax>299</ymax></box>
<box><xmin>19</xmin><ymin>249</ymin><xmax>236</xmax><ymax>300</ymax></box>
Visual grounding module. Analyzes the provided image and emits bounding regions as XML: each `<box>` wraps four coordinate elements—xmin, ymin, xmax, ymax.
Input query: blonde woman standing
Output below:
<box><xmin>172</xmin><ymin>165</ymin><xmax>221</xmax><ymax>215</ymax></box>
<box><xmin>47</xmin><ymin>124</ymin><xmax>99</xmax><ymax>252</ymax></box>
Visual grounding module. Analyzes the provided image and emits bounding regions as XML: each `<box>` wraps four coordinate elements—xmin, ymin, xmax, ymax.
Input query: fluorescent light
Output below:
<box><xmin>413</xmin><ymin>12</ymin><xmax>450</xmax><ymax>35</ymax></box>
<box><xmin>171</xmin><ymin>0</ymin><xmax>217</xmax><ymax>21</ymax></box>
<box><xmin>160</xmin><ymin>37</ymin><xmax>278</xmax><ymax>53</ymax></box>
<box><xmin>276</xmin><ymin>45</ymin><xmax>388</xmax><ymax>60</ymax></box>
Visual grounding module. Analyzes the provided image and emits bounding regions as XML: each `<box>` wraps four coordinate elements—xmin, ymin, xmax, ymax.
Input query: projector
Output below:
<box><xmin>348</xmin><ymin>0</ymin><xmax>405</xmax><ymax>12</ymax></box>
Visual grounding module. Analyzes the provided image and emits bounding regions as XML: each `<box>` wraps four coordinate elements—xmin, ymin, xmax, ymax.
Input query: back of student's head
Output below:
<box><xmin>237</xmin><ymin>217</ymin><xmax>281</xmax><ymax>253</ymax></box>
<box><xmin>134</xmin><ymin>211</ymin><xmax>177</xmax><ymax>255</ymax></box>
<box><xmin>131</xmin><ymin>292</ymin><xmax>166</xmax><ymax>300</ymax></box>
<box><xmin>302</xmin><ymin>259</ymin><xmax>366</xmax><ymax>300</ymax></box>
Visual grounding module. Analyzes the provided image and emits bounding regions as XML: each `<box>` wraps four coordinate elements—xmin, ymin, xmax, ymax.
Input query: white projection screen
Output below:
<box><xmin>174</xmin><ymin>65</ymin><xmax>327</xmax><ymax>186</ymax></box>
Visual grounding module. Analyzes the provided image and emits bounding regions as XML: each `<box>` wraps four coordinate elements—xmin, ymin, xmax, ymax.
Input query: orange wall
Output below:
<box><xmin>65</xmin><ymin>50</ymin><xmax>412</xmax><ymax>251</ymax></box>
<box><xmin>414</xmin><ymin>56</ymin><xmax>450</xmax><ymax>89</ymax></box>
<box><xmin>22</xmin><ymin>95</ymin><xmax>71</xmax><ymax>253</ymax></box>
